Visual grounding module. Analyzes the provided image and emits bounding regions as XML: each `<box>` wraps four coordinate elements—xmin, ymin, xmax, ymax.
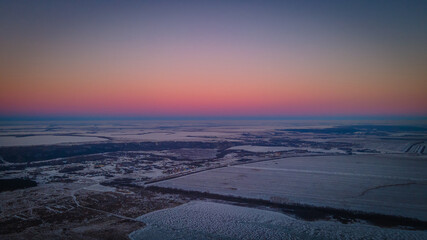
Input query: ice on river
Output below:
<box><xmin>130</xmin><ymin>201</ymin><xmax>427</xmax><ymax>240</ymax></box>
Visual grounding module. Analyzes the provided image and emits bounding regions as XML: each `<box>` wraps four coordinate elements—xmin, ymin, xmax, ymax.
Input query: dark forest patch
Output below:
<box><xmin>0</xmin><ymin>178</ymin><xmax>37</xmax><ymax>192</ymax></box>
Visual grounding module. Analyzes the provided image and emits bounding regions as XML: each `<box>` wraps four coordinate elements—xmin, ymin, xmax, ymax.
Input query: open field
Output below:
<box><xmin>0</xmin><ymin>135</ymin><xmax>107</xmax><ymax>147</ymax></box>
<box><xmin>0</xmin><ymin>182</ymin><xmax>189</xmax><ymax>239</ymax></box>
<box><xmin>151</xmin><ymin>154</ymin><xmax>427</xmax><ymax>220</ymax></box>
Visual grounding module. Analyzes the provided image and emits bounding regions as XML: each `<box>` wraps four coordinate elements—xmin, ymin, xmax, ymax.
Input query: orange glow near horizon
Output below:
<box><xmin>1</xmin><ymin>1</ymin><xmax>426</xmax><ymax>117</ymax></box>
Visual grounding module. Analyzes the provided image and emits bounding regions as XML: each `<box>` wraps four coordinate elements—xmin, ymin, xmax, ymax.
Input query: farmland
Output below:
<box><xmin>151</xmin><ymin>154</ymin><xmax>427</xmax><ymax>220</ymax></box>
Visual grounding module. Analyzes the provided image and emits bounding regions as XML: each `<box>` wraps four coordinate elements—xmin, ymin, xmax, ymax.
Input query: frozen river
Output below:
<box><xmin>130</xmin><ymin>201</ymin><xmax>427</xmax><ymax>240</ymax></box>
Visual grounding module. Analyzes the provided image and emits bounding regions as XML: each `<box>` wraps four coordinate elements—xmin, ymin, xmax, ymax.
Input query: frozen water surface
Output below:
<box><xmin>130</xmin><ymin>201</ymin><xmax>427</xmax><ymax>240</ymax></box>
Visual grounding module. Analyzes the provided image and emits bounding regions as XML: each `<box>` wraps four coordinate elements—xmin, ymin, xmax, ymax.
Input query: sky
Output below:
<box><xmin>0</xmin><ymin>0</ymin><xmax>426</xmax><ymax>118</ymax></box>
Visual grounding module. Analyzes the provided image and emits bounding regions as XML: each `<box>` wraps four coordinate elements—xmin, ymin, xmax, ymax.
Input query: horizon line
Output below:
<box><xmin>1</xmin><ymin>115</ymin><xmax>427</xmax><ymax>121</ymax></box>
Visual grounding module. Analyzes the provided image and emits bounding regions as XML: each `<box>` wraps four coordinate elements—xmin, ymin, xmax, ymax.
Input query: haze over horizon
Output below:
<box><xmin>1</xmin><ymin>0</ymin><xmax>426</xmax><ymax>118</ymax></box>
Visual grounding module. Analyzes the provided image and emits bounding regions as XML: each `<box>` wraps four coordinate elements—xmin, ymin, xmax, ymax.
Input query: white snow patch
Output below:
<box><xmin>228</xmin><ymin>145</ymin><xmax>346</xmax><ymax>154</ymax></box>
<box><xmin>83</xmin><ymin>184</ymin><xmax>116</xmax><ymax>193</ymax></box>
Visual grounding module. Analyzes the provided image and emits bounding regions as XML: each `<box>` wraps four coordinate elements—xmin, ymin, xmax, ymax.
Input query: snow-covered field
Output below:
<box><xmin>83</xmin><ymin>184</ymin><xmax>116</xmax><ymax>193</ymax></box>
<box><xmin>130</xmin><ymin>201</ymin><xmax>427</xmax><ymax>240</ymax></box>
<box><xmin>152</xmin><ymin>154</ymin><xmax>427</xmax><ymax>220</ymax></box>
<box><xmin>110</xmin><ymin>131</ymin><xmax>235</xmax><ymax>142</ymax></box>
<box><xmin>228</xmin><ymin>145</ymin><xmax>346</xmax><ymax>154</ymax></box>
<box><xmin>0</xmin><ymin>135</ymin><xmax>107</xmax><ymax>147</ymax></box>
